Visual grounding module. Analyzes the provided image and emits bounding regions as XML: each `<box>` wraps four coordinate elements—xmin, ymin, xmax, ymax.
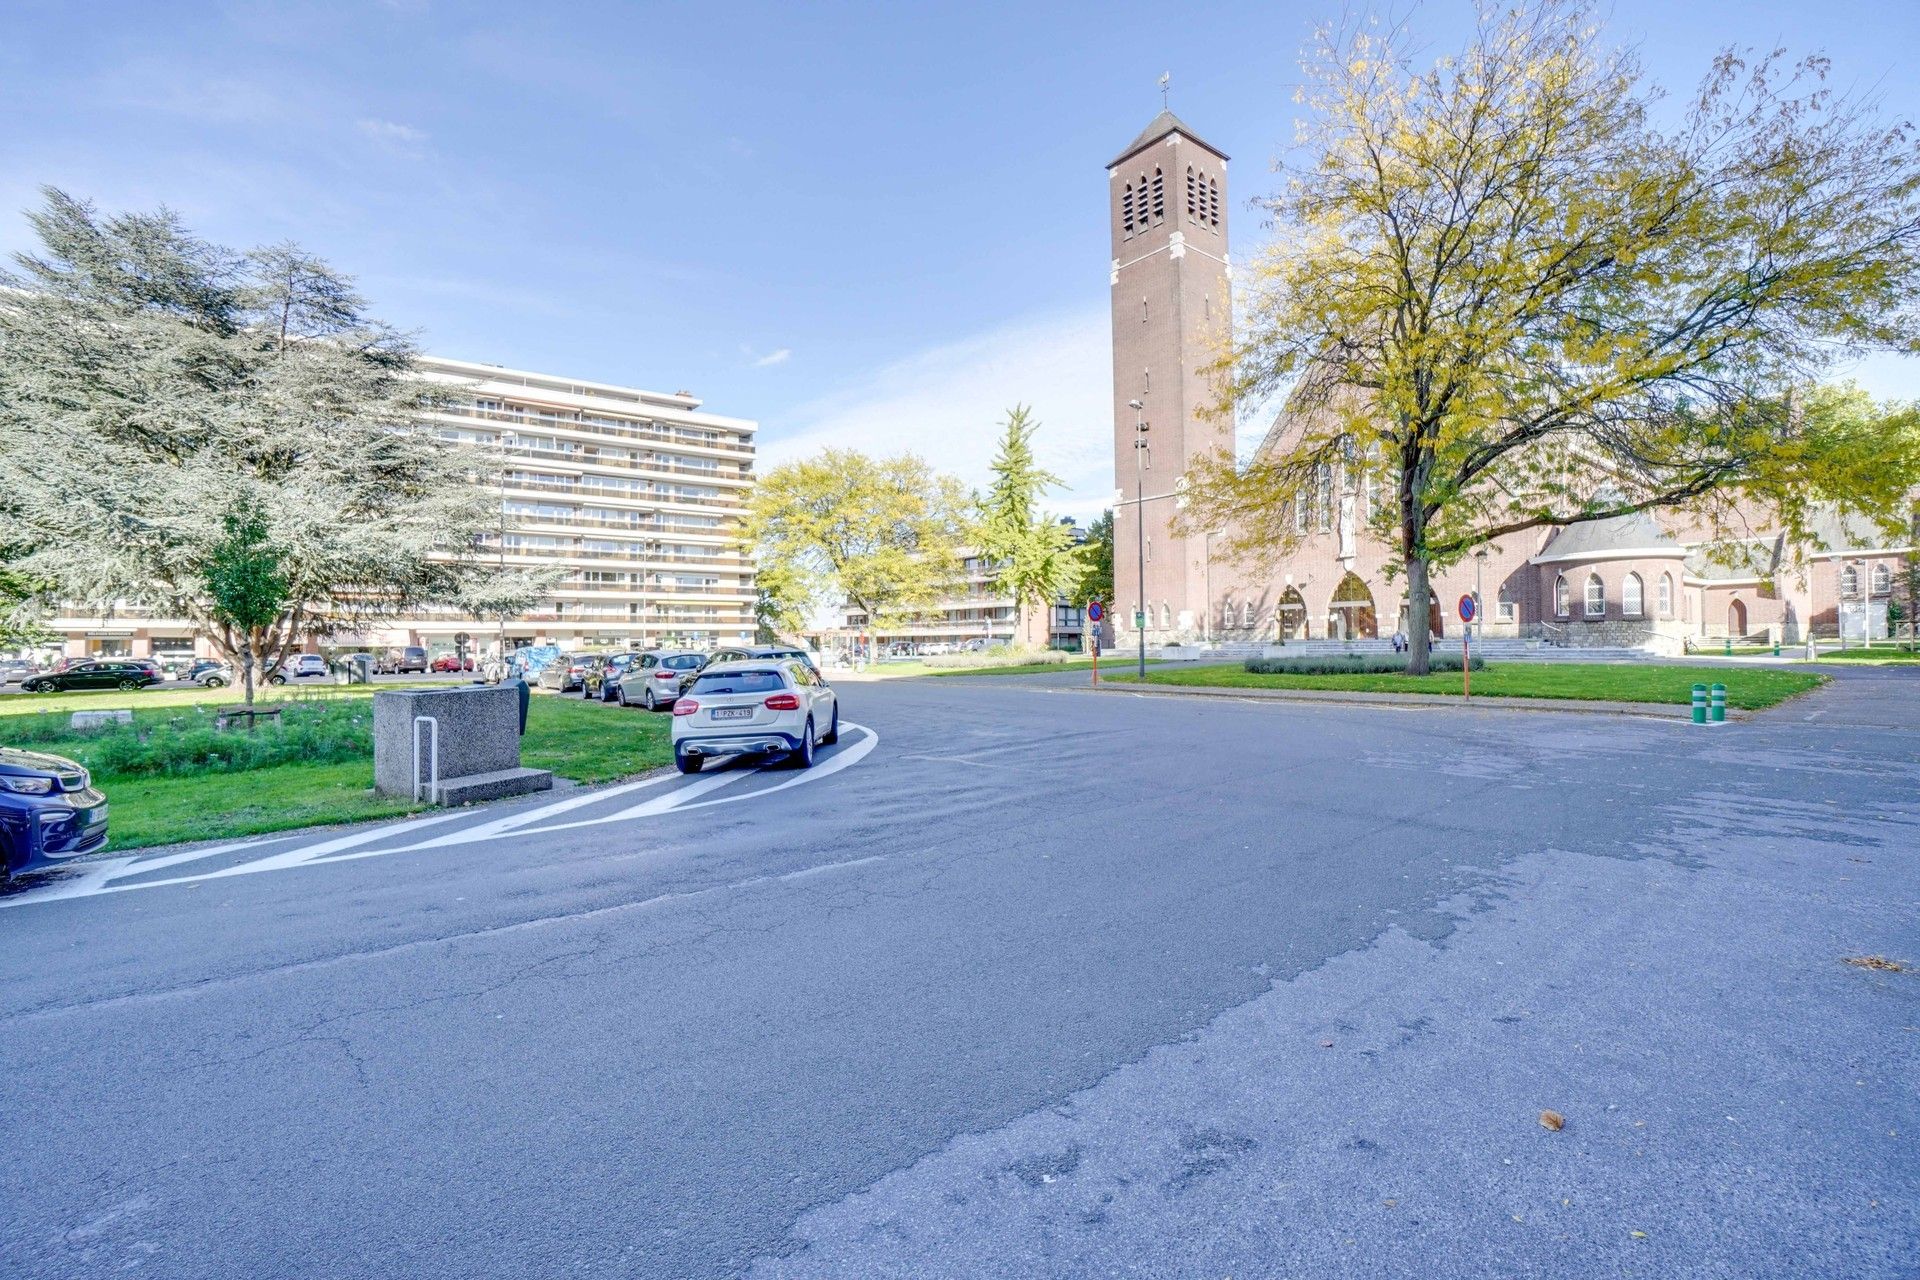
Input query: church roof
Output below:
<box><xmin>1109</xmin><ymin>110</ymin><xmax>1228</xmax><ymax>169</ymax></box>
<box><xmin>1533</xmin><ymin>508</ymin><xmax>1683</xmax><ymax>563</ymax></box>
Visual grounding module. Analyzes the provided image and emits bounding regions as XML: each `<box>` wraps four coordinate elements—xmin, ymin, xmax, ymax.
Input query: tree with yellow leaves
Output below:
<box><xmin>1185</xmin><ymin>1</ymin><xmax>1920</xmax><ymax>673</ymax></box>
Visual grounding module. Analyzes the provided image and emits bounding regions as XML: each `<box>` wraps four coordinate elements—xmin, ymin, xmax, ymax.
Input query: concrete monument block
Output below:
<box><xmin>373</xmin><ymin>684</ymin><xmax>551</xmax><ymax>804</ymax></box>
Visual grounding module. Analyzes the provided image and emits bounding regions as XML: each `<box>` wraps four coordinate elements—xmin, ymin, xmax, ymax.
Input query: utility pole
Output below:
<box><xmin>1130</xmin><ymin>400</ymin><xmax>1148</xmax><ymax>678</ymax></box>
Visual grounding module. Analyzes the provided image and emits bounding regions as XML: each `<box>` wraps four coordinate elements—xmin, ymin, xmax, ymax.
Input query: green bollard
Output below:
<box><xmin>1692</xmin><ymin>683</ymin><xmax>1707</xmax><ymax>724</ymax></box>
<box><xmin>1710</xmin><ymin>683</ymin><xmax>1727</xmax><ymax>723</ymax></box>
<box><xmin>1773</xmin><ymin>640</ymin><xmax>1780</xmax><ymax>657</ymax></box>
<box><xmin>1723</xmin><ymin>637</ymin><xmax>1731</xmax><ymax>657</ymax></box>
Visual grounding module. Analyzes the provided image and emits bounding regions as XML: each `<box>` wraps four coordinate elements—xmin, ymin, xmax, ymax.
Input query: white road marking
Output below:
<box><xmin>2</xmin><ymin>725</ymin><xmax>880</xmax><ymax>907</ymax></box>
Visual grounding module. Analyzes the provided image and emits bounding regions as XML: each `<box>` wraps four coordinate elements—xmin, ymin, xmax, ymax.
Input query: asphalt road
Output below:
<box><xmin>1</xmin><ymin>669</ymin><xmax>1914</xmax><ymax>1278</ymax></box>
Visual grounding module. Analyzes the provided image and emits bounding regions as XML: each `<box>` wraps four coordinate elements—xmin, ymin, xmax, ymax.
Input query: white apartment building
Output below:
<box><xmin>833</xmin><ymin>539</ymin><xmax>1090</xmax><ymax>655</ymax></box>
<box><xmin>44</xmin><ymin>355</ymin><xmax>758</xmax><ymax>663</ymax></box>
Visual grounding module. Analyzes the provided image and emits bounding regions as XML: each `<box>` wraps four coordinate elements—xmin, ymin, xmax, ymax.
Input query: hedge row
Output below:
<box><xmin>1244</xmin><ymin>653</ymin><xmax>1486</xmax><ymax>675</ymax></box>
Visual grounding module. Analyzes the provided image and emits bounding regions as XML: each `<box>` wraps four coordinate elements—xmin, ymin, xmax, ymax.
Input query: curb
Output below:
<box><xmin>1093</xmin><ymin>679</ymin><xmax>1734</xmax><ymax>721</ymax></box>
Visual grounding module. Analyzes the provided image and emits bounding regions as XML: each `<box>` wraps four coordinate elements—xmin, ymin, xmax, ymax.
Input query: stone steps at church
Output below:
<box><xmin>1143</xmin><ymin>638</ymin><xmax>1662</xmax><ymax>662</ymax></box>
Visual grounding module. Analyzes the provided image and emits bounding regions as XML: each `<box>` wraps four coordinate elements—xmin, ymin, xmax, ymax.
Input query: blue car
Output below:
<box><xmin>0</xmin><ymin>748</ymin><xmax>109</xmax><ymax>881</ymax></box>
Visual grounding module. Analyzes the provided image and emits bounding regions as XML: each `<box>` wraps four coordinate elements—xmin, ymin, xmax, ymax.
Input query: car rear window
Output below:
<box><xmin>689</xmin><ymin>669</ymin><xmax>784</xmax><ymax>695</ymax></box>
<box><xmin>665</xmin><ymin>655</ymin><xmax>704</xmax><ymax>670</ymax></box>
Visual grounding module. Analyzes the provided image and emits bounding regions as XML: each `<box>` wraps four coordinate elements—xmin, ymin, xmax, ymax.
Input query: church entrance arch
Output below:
<box><xmin>1727</xmin><ymin>598</ymin><xmax>1747</xmax><ymax>638</ymax></box>
<box><xmin>1276</xmin><ymin>586</ymin><xmax>1307</xmax><ymax>640</ymax></box>
<box><xmin>1329</xmin><ymin>573</ymin><xmax>1378</xmax><ymax>640</ymax></box>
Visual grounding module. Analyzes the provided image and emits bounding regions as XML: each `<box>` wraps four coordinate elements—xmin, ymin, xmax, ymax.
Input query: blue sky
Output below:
<box><xmin>6</xmin><ymin>0</ymin><xmax>1917</xmax><ymax>518</ymax></box>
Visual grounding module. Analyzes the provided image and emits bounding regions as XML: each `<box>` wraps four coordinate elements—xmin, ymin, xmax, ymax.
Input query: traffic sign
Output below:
<box><xmin>1087</xmin><ymin>600</ymin><xmax>1105</xmax><ymax>623</ymax></box>
<box><xmin>1457</xmin><ymin>594</ymin><xmax>1477</xmax><ymax>623</ymax></box>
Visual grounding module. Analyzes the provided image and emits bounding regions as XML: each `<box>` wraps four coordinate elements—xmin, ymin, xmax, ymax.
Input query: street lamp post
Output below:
<box><xmin>1474</xmin><ymin>547</ymin><xmax>1488</xmax><ymax>637</ymax></box>
<box><xmin>1129</xmin><ymin>400</ymin><xmax>1149</xmax><ymax>678</ymax></box>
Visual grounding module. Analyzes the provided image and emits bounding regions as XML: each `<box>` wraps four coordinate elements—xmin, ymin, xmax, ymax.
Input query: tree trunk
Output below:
<box><xmin>240</xmin><ymin>636</ymin><xmax>256</xmax><ymax>708</ymax></box>
<box><xmin>1405</xmin><ymin>555</ymin><xmax>1434</xmax><ymax>676</ymax></box>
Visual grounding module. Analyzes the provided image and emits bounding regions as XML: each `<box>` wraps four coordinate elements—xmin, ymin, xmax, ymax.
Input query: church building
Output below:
<box><xmin>1107</xmin><ymin>110</ymin><xmax>1912</xmax><ymax>653</ymax></box>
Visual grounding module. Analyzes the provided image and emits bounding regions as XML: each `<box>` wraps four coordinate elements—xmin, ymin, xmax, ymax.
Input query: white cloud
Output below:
<box><xmin>357</xmin><ymin>118</ymin><xmax>428</xmax><ymax>149</ymax></box>
<box><xmin>752</xmin><ymin>347</ymin><xmax>793</xmax><ymax>368</ymax></box>
<box><xmin>764</xmin><ymin>309</ymin><xmax>1120</xmax><ymax>522</ymax></box>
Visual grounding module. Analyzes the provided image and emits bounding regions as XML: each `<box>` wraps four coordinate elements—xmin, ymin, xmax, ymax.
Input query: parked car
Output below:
<box><xmin>615</xmin><ymin>650</ymin><xmax>706</xmax><ymax>710</ymax></box>
<box><xmin>20</xmin><ymin>660</ymin><xmax>164</xmax><ymax>694</ymax></box>
<box><xmin>1</xmin><ymin>659</ymin><xmax>40</xmax><ymax>685</ymax></box>
<box><xmin>0</xmin><ymin>747</ymin><xmax>109</xmax><ymax>881</ymax></box>
<box><xmin>678</xmin><ymin>645</ymin><xmax>823</xmax><ymax>697</ymax></box>
<box><xmin>536</xmin><ymin>652</ymin><xmax>598</xmax><ymax>693</ymax></box>
<box><xmin>508</xmin><ymin>645</ymin><xmax>562</xmax><ymax>680</ymax></box>
<box><xmin>670</xmin><ymin>659</ymin><xmax>839</xmax><ymax>773</ymax></box>
<box><xmin>373</xmin><ymin>646</ymin><xmax>429</xmax><ymax>675</ymax></box>
<box><xmin>583</xmin><ymin>653</ymin><xmax>641</xmax><ymax>702</ymax></box>
<box><xmin>430</xmin><ymin>654</ymin><xmax>474</xmax><ymax>674</ymax></box>
<box><xmin>283</xmin><ymin>654</ymin><xmax>330</xmax><ymax>679</ymax></box>
<box><xmin>184</xmin><ymin>659</ymin><xmax>232</xmax><ymax>688</ymax></box>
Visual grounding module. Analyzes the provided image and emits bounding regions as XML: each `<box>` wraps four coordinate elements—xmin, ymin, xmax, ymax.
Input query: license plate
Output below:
<box><xmin>712</xmin><ymin>708</ymin><xmax>752</xmax><ymax>721</ymax></box>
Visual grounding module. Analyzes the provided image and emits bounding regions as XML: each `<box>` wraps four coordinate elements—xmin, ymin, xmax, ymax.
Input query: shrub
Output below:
<box><xmin>8</xmin><ymin>698</ymin><xmax>375</xmax><ymax>778</ymax></box>
<box><xmin>921</xmin><ymin>647</ymin><xmax>1075</xmax><ymax>669</ymax></box>
<box><xmin>1243</xmin><ymin>653</ymin><xmax>1486</xmax><ymax>675</ymax></box>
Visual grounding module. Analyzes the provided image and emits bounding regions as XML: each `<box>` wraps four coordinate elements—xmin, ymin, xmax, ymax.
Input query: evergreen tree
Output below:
<box><xmin>976</xmin><ymin>406</ymin><xmax>1085</xmax><ymax>647</ymax></box>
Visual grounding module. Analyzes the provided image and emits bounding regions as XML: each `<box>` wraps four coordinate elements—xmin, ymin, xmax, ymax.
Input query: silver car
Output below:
<box><xmin>670</xmin><ymin>659</ymin><xmax>839</xmax><ymax>774</ymax></box>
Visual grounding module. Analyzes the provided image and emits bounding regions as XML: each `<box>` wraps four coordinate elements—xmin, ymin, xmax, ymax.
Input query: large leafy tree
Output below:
<box><xmin>1080</xmin><ymin>509</ymin><xmax>1115</xmax><ymax>611</ymax></box>
<box><xmin>976</xmin><ymin>406</ymin><xmax>1085</xmax><ymax>646</ymax></box>
<box><xmin>0</xmin><ymin>190</ymin><xmax>501</xmax><ymax>671</ymax></box>
<box><xmin>201</xmin><ymin>505</ymin><xmax>291</xmax><ymax>706</ymax></box>
<box><xmin>1185</xmin><ymin>2</ymin><xmax>1920</xmax><ymax>673</ymax></box>
<box><xmin>746</xmin><ymin>449</ymin><xmax>971</xmax><ymax>636</ymax></box>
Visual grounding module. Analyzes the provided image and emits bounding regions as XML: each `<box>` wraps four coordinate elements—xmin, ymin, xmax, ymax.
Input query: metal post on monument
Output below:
<box><xmin>1130</xmin><ymin>400</ymin><xmax>1149</xmax><ymax>680</ymax></box>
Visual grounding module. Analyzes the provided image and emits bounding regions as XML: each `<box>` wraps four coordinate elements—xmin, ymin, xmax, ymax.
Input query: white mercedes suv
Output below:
<box><xmin>670</xmin><ymin>659</ymin><xmax>839</xmax><ymax>773</ymax></box>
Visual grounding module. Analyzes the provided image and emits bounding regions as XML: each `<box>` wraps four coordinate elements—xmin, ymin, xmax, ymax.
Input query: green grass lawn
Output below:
<box><xmin>1</xmin><ymin>686</ymin><xmax>672</xmax><ymax>850</ymax></box>
<box><xmin>1119</xmin><ymin>662</ymin><xmax>1826</xmax><ymax>710</ymax></box>
<box><xmin>1805</xmin><ymin>647</ymin><xmax>1920</xmax><ymax>664</ymax></box>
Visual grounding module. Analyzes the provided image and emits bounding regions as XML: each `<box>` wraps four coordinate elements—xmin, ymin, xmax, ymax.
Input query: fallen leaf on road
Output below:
<box><xmin>1540</xmin><ymin>1110</ymin><xmax>1566</xmax><ymax>1131</ymax></box>
<box><xmin>1631</xmin><ymin>1231</ymin><xmax>1649</xmax><ymax>1240</ymax></box>
<box><xmin>1319</xmin><ymin>1040</ymin><xmax>1334</xmax><ymax>1048</ymax></box>
<box><xmin>1844</xmin><ymin>955</ymin><xmax>1906</xmax><ymax>973</ymax></box>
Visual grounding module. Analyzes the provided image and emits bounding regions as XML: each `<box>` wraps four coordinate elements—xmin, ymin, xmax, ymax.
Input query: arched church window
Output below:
<box><xmin>1658</xmin><ymin>572</ymin><xmax>1673</xmax><ymax>617</ymax></box>
<box><xmin>1121</xmin><ymin>182</ymin><xmax>1135</xmax><ymax>236</ymax></box>
<box><xmin>1242</xmin><ymin>601</ymin><xmax>1255</xmax><ymax>628</ymax></box>
<box><xmin>1160</xmin><ymin>603</ymin><xmax>1172</xmax><ymax>630</ymax></box>
<box><xmin>1151</xmin><ymin>168</ymin><xmax>1165</xmax><ymax>222</ymax></box>
<box><xmin>1622</xmin><ymin>572</ymin><xmax>1644</xmax><ymax>617</ymax></box>
<box><xmin>1554</xmin><ymin>574</ymin><xmax>1571</xmax><ymax>618</ymax></box>
<box><xmin>1208</xmin><ymin>177</ymin><xmax>1220</xmax><ymax>226</ymax></box>
<box><xmin>1186</xmin><ymin>166</ymin><xmax>1197</xmax><ymax>219</ymax></box>
<box><xmin>1872</xmin><ymin>563</ymin><xmax>1891</xmax><ymax>594</ymax></box>
<box><xmin>1221</xmin><ymin>597</ymin><xmax>1233</xmax><ymax>628</ymax></box>
<box><xmin>1584</xmin><ymin>573</ymin><xmax>1606</xmax><ymax>617</ymax></box>
<box><xmin>1841</xmin><ymin>564</ymin><xmax>1859</xmax><ymax>596</ymax></box>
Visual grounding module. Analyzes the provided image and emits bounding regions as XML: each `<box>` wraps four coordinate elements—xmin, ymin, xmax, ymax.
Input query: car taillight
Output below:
<box><xmin>673</xmin><ymin>699</ymin><xmax>699</xmax><ymax>716</ymax></box>
<box><xmin>763</xmin><ymin>693</ymin><xmax>801</xmax><ymax>711</ymax></box>
<box><xmin>655</xmin><ymin>671</ymin><xmax>676</xmax><ymax>679</ymax></box>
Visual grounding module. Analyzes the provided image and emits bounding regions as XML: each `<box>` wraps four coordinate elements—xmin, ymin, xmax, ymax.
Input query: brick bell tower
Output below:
<box><xmin>1107</xmin><ymin>109</ymin><xmax>1231</xmax><ymax>645</ymax></box>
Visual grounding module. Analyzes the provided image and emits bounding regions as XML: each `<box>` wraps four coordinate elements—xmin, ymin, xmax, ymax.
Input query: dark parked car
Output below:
<box><xmin>20</xmin><ymin>660</ymin><xmax>163</xmax><ymax>694</ymax></box>
<box><xmin>584</xmin><ymin>653</ymin><xmax>641</xmax><ymax>702</ymax></box>
<box><xmin>537</xmin><ymin>652</ymin><xmax>597</xmax><ymax>693</ymax></box>
<box><xmin>615</xmin><ymin>651</ymin><xmax>706</xmax><ymax>710</ymax></box>
<box><xmin>0</xmin><ymin>747</ymin><xmax>108</xmax><ymax>881</ymax></box>
<box><xmin>678</xmin><ymin>646</ymin><xmax>822</xmax><ymax>697</ymax></box>
<box><xmin>375</xmin><ymin>646</ymin><xmax>430</xmax><ymax>675</ymax></box>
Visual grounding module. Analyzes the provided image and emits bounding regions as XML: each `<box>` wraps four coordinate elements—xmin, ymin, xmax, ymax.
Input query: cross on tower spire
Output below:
<box><xmin>1158</xmin><ymin>72</ymin><xmax>1170</xmax><ymax>110</ymax></box>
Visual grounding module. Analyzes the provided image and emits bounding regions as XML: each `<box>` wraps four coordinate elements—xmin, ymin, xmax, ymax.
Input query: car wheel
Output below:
<box><xmin>117</xmin><ymin>678</ymin><xmax>138</xmax><ymax>690</ymax></box>
<box><xmin>268</xmin><ymin>674</ymin><xmax>286</xmax><ymax>685</ymax></box>
<box><xmin>675</xmin><ymin>749</ymin><xmax>703</xmax><ymax>775</ymax></box>
<box><xmin>206</xmin><ymin>675</ymin><xmax>227</xmax><ymax>688</ymax></box>
<box><xmin>642</xmin><ymin>686</ymin><xmax>657</xmax><ymax>711</ymax></box>
<box><xmin>821</xmin><ymin>706</ymin><xmax>840</xmax><ymax>745</ymax></box>
<box><xmin>789</xmin><ymin>718</ymin><xmax>816</xmax><ymax>769</ymax></box>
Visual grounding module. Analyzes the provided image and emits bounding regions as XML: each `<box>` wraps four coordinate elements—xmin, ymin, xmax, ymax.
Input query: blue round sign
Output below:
<box><xmin>1087</xmin><ymin>600</ymin><xmax>1105</xmax><ymax>622</ymax></box>
<box><xmin>1458</xmin><ymin>594</ymin><xmax>1477</xmax><ymax>623</ymax></box>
